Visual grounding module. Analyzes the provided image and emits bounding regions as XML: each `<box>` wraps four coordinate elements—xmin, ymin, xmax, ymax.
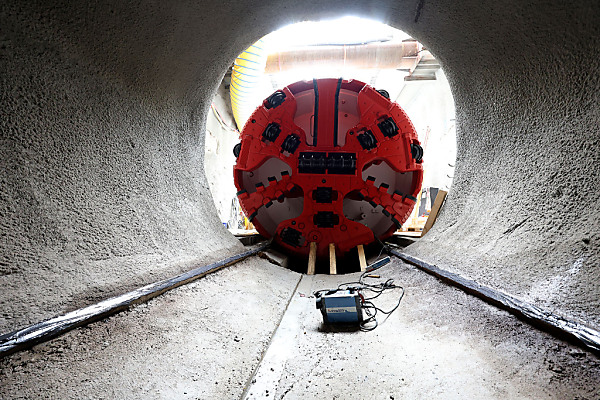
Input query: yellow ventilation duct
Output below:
<box><xmin>230</xmin><ymin>39</ymin><xmax>268</xmax><ymax>129</ymax></box>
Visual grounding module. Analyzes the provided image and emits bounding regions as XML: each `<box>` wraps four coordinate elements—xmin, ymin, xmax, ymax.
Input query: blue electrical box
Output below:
<box><xmin>315</xmin><ymin>290</ymin><xmax>363</xmax><ymax>325</ymax></box>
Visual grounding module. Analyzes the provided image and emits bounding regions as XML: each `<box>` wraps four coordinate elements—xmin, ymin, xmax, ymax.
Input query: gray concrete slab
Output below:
<box><xmin>0</xmin><ymin>258</ymin><xmax>301</xmax><ymax>399</ymax></box>
<box><xmin>1</xmin><ymin>257</ymin><xmax>598</xmax><ymax>399</ymax></box>
<box><xmin>245</xmin><ymin>259</ymin><xmax>600</xmax><ymax>399</ymax></box>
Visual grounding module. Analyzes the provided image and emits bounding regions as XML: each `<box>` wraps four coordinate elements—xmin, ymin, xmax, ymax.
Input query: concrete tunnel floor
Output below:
<box><xmin>1</xmin><ymin>251</ymin><xmax>599</xmax><ymax>399</ymax></box>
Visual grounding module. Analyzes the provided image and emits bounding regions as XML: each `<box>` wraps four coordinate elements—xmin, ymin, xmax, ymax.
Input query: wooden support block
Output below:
<box><xmin>357</xmin><ymin>244</ymin><xmax>367</xmax><ymax>272</ymax></box>
<box><xmin>422</xmin><ymin>189</ymin><xmax>448</xmax><ymax>236</ymax></box>
<box><xmin>307</xmin><ymin>242</ymin><xmax>317</xmax><ymax>275</ymax></box>
<box><xmin>329</xmin><ymin>243</ymin><xmax>337</xmax><ymax>275</ymax></box>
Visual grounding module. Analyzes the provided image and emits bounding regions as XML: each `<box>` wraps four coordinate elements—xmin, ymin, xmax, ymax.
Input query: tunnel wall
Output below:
<box><xmin>1</xmin><ymin>1</ymin><xmax>599</xmax><ymax>334</ymax></box>
<box><xmin>404</xmin><ymin>1</ymin><xmax>600</xmax><ymax>328</ymax></box>
<box><xmin>0</xmin><ymin>1</ymin><xmax>246</xmax><ymax>333</ymax></box>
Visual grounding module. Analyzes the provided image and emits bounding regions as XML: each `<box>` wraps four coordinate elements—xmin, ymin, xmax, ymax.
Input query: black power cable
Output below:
<box><xmin>314</xmin><ymin>256</ymin><xmax>405</xmax><ymax>332</ymax></box>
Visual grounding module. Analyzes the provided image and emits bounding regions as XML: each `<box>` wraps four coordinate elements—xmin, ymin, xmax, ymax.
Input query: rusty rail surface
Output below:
<box><xmin>0</xmin><ymin>242</ymin><xmax>269</xmax><ymax>358</ymax></box>
<box><xmin>390</xmin><ymin>249</ymin><xmax>600</xmax><ymax>356</ymax></box>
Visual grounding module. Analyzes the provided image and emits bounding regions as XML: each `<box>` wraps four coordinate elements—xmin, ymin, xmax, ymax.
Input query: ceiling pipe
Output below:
<box><xmin>265</xmin><ymin>40</ymin><xmax>420</xmax><ymax>73</ymax></box>
<box><xmin>231</xmin><ymin>40</ymin><xmax>423</xmax><ymax>129</ymax></box>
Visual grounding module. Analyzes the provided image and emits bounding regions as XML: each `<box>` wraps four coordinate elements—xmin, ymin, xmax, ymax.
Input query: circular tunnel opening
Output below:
<box><xmin>204</xmin><ymin>16</ymin><xmax>457</xmax><ymax>273</ymax></box>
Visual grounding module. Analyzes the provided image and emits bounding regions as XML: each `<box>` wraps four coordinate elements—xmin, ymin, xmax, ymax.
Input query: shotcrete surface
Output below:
<box><xmin>245</xmin><ymin>259</ymin><xmax>600</xmax><ymax>399</ymax></box>
<box><xmin>1</xmin><ymin>258</ymin><xmax>598</xmax><ymax>399</ymax></box>
<box><xmin>0</xmin><ymin>258</ymin><xmax>302</xmax><ymax>399</ymax></box>
<box><xmin>1</xmin><ymin>0</ymin><xmax>599</xmax><ymax>362</ymax></box>
<box><xmin>402</xmin><ymin>1</ymin><xmax>600</xmax><ymax>329</ymax></box>
<box><xmin>0</xmin><ymin>1</ymin><xmax>245</xmax><ymax>333</ymax></box>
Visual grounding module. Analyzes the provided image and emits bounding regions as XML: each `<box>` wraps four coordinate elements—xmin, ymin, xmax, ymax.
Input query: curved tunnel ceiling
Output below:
<box><xmin>0</xmin><ymin>1</ymin><xmax>598</xmax><ymax>340</ymax></box>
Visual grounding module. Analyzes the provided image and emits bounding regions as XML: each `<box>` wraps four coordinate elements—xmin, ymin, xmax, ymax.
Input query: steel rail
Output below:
<box><xmin>0</xmin><ymin>242</ymin><xmax>270</xmax><ymax>358</ymax></box>
<box><xmin>389</xmin><ymin>249</ymin><xmax>600</xmax><ymax>356</ymax></box>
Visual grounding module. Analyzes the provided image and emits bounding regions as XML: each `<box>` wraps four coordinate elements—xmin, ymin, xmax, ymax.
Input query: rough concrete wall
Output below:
<box><xmin>1</xmin><ymin>0</ymin><xmax>599</xmax><ymax>335</ymax></box>
<box><xmin>0</xmin><ymin>1</ymin><xmax>246</xmax><ymax>333</ymax></box>
<box><xmin>404</xmin><ymin>1</ymin><xmax>600</xmax><ymax>329</ymax></box>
